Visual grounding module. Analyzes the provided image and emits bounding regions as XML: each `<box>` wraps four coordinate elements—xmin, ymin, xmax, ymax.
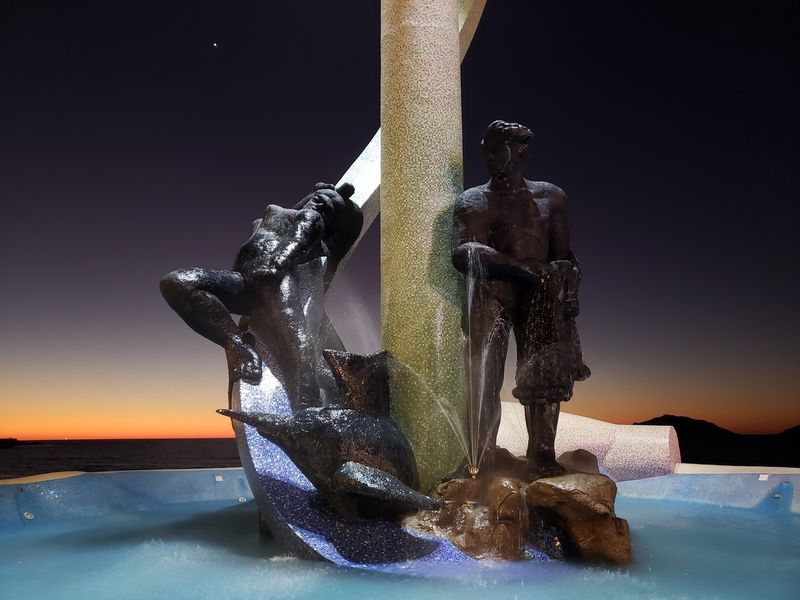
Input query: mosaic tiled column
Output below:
<box><xmin>334</xmin><ymin>0</ymin><xmax>485</xmax><ymax>259</ymax></box>
<box><xmin>381</xmin><ymin>0</ymin><xmax>467</xmax><ymax>491</ymax></box>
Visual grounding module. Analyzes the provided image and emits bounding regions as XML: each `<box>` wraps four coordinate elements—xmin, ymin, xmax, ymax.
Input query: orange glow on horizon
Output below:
<box><xmin>5</xmin><ymin>387</ymin><xmax>798</xmax><ymax>440</ymax></box>
<box><xmin>2</xmin><ymin>351</ymin><xmax>797</xmax><ymax>439</ymax></box>
<box><xmin>6</xmin><ymin>417</ymin><xmax>236</xmax><ymax>441</ymax></box>
<box><xmin>0</xmin><ymin>367</ymin><xmax>237</xmax><ymax>440</ymax></box>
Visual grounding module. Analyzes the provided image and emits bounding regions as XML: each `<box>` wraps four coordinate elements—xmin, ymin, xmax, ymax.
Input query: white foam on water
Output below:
<box><xmin>1</xmin><ymin>496</ymin><xmax>798</xmax><ymax>600</ymax></box>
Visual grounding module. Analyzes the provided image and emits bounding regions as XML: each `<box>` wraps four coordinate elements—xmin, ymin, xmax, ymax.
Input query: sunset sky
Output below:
<box><xmin>1</xmin><ymin>1</ymin><xmax>798</xmax><ymax>439</ymax></box>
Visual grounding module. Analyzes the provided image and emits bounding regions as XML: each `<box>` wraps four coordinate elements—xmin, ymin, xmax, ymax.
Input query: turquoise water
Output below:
<box><xmin>1</xmin><ymin>492</ymin><xmax>798</xmax><ymax>599</ymax></box>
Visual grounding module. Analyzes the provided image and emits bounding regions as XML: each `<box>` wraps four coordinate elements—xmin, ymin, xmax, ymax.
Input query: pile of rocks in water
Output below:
<box><xmin>404</xmin><ymin>448</ymin><xmax>631</xmax><ymax>564</ymax></box>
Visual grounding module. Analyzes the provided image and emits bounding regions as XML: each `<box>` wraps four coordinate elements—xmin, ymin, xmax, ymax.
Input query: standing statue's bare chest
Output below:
<box><xmin>485</xmin><ymin>190</ymin><xmax>550</xmax><ymax>260</ymax></box>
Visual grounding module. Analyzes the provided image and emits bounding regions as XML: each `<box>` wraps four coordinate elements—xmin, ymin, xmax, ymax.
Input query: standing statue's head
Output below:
<box><xmin>295</xmin><ymin>182</ymin><xmax>363</xmax><ymax>263</ymax></box>
<box><xmin>481</xmin><ymin>120</ymin><xmax>533</xmax><ymax>182</ymax></box>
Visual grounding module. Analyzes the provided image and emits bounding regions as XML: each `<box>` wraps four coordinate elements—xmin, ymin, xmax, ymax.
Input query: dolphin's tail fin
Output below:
<box><xmin>217</xmin><ymin>409</ymin><xmax>293</xmax><ymax>442</ymax></box>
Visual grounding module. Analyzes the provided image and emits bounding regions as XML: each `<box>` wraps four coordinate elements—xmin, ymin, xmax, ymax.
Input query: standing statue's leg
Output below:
<box><xmin>160</xmin><ymin>268</ymin><xmax>261</xmax><ymax>383</ymax></box>
<box><xmin>467</xmin><ymin>283</ymin><xmax>511</xmax><ymax>474</ymax></box>
<box><xmin>523</xmin><ymin>402</ymin><xmax>564</xmax><ymax>479</ymax></box>
<box><xmin>514</xmin><ymin>281</ymin><xmax>568</xmax><ymax>478</ymax></box>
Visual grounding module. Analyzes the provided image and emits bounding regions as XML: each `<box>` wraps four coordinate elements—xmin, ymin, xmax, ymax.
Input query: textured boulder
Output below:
<box><xmin>488</xmin><ymin>477</ymin><xmax>524</xmax><ymax>522</ymax></box>
<box><xmin>557</xmin><ymin>449</ymin><xmax>600</xmax><ymax>475</ymax></box>
<box><xmin>526</xmin><ymin>473</ymin><xmax>631</xmax><ymax>564</ymax></box>
<box><xmin>407</xmin><ymin>476</ymin><xmax>528</xmax><ymax>560</ymax></box>
<box><xmin>487</xmin><ymin>477</ymin><xmax>526</xmax><ymax>559</ymax></box>
<box><xmin>433</xmin><ymin>477</ymin><xmax>482</xmax><ymax>530</ymax></box>
<box><xmin>492</xmin><ymin>447</ymin><xmax>530</xmax><ymax>481</ymax></box>
<box><xmin>462</xmin><ymin>505</ymin><xmax>493</xmax><ymax>555</ymax></box>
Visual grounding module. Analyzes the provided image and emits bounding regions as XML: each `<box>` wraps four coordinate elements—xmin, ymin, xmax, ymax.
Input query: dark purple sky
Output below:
<box><xmin>1</xmin><ymin>1</ymin><xmax>798</xmax><ymax>438</ymax></box>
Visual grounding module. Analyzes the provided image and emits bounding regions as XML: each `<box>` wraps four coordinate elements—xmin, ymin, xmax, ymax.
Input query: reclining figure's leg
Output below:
<box><xmin>160</xmin><ymin>268</ymin><xmax>261</xmax><ymax>383</ymax></box>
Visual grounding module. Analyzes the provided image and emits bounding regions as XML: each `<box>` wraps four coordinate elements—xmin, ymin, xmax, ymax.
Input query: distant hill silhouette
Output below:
<box><xmin>635</xmin><ymin>415</ymin><xmax>800</xmax><ymax>467</ymax></box>
<box><xmin>781</xmin><ymin>424</ymin><xmax>800</xmax><ymax>439</ymax></box>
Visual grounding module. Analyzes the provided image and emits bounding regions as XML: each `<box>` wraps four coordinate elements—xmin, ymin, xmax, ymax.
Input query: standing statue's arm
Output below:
<box><xmin>548</xmin><ymin>195</ymin><xmax>571</xmax><ymax>262</ymax></box>
<box><xmin>548</xmin><ymin>196</ymin><xmax>581</xmax><ymax>317</ymax></box>
<box><xmin>451</xmin><ymin>195</ymin><xmax>537</xmax><ymax>282</ymax></box>
<box><xmin>452</xmin><ymin>241</ymin><xmax>539</xmax><ymax>282</ymax></box>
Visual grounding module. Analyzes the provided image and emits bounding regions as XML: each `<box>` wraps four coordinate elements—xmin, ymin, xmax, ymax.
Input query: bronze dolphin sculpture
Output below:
<box><xmin>219</xmin><ymin>349</ymin><xmax>439</xmax><ymax>517</ymax></box>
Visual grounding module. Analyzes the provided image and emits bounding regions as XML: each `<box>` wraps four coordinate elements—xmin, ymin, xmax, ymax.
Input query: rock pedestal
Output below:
<box><xmin>526</xmin><ymin>473</ymin><xmax>631</xmax><ymax>564</ymax></box>
<box><xmin>406</xmin><ymin>450</ymin><xmax>632</xmax><ymax>564</ymax></box>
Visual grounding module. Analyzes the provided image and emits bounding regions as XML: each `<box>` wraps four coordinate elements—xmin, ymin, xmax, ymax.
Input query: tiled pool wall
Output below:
<box><xmin>2</xmin><ymin>469</ymin><xmax>797</xmax><ymax>532</ymax></box>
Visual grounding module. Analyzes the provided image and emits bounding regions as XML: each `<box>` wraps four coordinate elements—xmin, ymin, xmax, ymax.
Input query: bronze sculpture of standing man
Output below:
<box><xmin>452</xmin><ymin>120</ymin><xmax>590</xmax><ymax>479</ymax></box>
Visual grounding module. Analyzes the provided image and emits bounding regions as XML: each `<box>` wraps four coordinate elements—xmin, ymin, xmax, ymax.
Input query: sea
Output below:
<box><xmin>0</xmin><ymin>439</ymin><xmax>241</xmax><ymax>479</ymax></box>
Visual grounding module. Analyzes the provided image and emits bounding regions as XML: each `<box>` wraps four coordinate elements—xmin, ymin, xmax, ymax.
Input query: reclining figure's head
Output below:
<box><xmin>296</xmin><ymin>182</ymin><xmax>362</xmax><ymax>262</ymax></box>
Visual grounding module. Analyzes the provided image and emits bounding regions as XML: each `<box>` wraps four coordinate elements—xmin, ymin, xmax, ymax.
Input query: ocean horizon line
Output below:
<box><xmin>8</xmin><ymin>437</ymin><xmax>236</xmax><ymax>443</ymax></box>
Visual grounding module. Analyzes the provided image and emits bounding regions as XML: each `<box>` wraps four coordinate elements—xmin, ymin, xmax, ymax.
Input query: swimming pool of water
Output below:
<box><xmin>1</xmin><ymin>471</ymin><xmax>797</xmax><ymax>599</ymax></box>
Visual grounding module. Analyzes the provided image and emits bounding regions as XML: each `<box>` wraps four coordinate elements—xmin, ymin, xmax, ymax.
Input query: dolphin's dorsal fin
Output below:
<box><xmin>322</xmin><ymin>350</ymin><xmax>390</xmax><ymax>417</ymax></box>
<box><xmin>332</xmin><ymin>461</ymin><xmax>439</xmax><ymax>511</ymax></box>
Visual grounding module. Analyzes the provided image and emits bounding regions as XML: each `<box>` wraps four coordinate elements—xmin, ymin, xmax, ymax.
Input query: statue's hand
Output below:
<box><xmin>515</xmin><ymin>259</ymin><xmax>550</xmax><ymax>283</ymax></box>
<box><xmin>544</xmin><ymin>260</ymin><xmax>581</xmax><ymax>319</ymax></box>
<box><xmin>516</xmin><ymin>265</ymin><xmax>542</xmax><ymax>283</ymax></box>
<box><xmin>547</xmin><ymin>259</ymin><xmax>574</xmax><ymax>273</ymax></box>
